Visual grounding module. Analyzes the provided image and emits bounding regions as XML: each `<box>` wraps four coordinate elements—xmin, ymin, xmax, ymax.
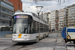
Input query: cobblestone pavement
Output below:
<box><xmin>0</xmin><ymin>32</ymin><xmax>75</xmax><ymax>50</ymax></box>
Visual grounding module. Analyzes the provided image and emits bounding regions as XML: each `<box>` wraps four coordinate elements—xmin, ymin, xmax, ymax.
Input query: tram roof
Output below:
<box><xmin>14</xmin><ymin>12</ymin><xmax>48</xmax><ymax>26</ymax></box>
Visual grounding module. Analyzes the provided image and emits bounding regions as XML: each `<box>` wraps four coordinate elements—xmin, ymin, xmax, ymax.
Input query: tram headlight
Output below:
<box><xmin>24</xmin><ymin>37</ymin><xmax>30</xmax><ymax>40</ymax></box>
<box><xmin>13</xmin><ymin>35</ymin><xmax>16</xmax><ymax>36</ymax></box>
<box><xmin>25</xmin><ymin>38</ymin><xmax>29</xmax><ymax>40</ymax></box>
<box><xmin>27</xmin><ymin>35</ymin><xmax>29</xmax><ymax>36</ymax></box>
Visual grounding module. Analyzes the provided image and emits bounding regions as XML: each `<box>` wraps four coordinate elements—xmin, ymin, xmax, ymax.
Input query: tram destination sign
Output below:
<box><xmin>14</xmin><ymin>16</ymin><xmax>28</xmax><ymax>18</ymax></box>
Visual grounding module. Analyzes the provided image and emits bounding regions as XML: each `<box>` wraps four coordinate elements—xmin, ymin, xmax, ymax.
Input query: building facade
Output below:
<box><xmin>58</xmin><ymin>9</ymin><xmax>65</xmax><ymax>31</ymax></box>
<box><xmin>0</xmin><ymin>0</ymin><xmax>14</xmax><ymax>28</ymax></box>
<box><xmin>43</xmin><ymin>13</ymin><xmax>48</xmax><ymax>23</ymax></box>
<box><xmin>9</xmin><ymin>0</ymin><xmax>22</xmax><ymax>11</ymax></box>
<box><xmin>43</xmin><ymin>12</ymin><xmax>50</xmax><ymax>23</ymax></box>
<box><xmin>46</xmin><ymin>4</ymin><xmax>75</xmax><ymax>31</ymax></box>
<box><xmin>50</xmin><ymin>10</ymin><xmax>58</xmax><ymax>30</ymax></box>
<box><xmin>67</xmin><ymin>4</ymin><xmax>75</xmax><ymax>27</ymax></box>
<box><xmin>63</xmin><ymin>8</ymin><xmax>68</xmax><ymax>27</ymax></box>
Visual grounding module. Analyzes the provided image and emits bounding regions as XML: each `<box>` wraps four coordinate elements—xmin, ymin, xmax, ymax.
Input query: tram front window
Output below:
<box><xmin>13</xmin><ymin>15</ymin><xmax>31</xmax><ymax>34</ymax></box>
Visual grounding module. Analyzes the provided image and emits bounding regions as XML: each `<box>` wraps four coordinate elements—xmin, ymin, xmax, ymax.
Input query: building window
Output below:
<box><xmin>1</xmin><ymin>7</ymin><xmax>14</xmax><ymax>15</ymax></box>
<box><xmin>1</xmin><ymin>1</ymin><xmax>14</xmax><ymax>10</ymax></box>
<box><xmin>2</xmin><ymin>8</ymin><xmax>6</xmax><ymax>11</ymax></box>
<box><xmin>1</xmin><ymin>21</ymin><xmax>5</xmax><ymax>23</ymax></box>
<box><xmin>1</xmin><ymin>13</ymin><xmax>10</xmax><ymax>19</ymax></box>
<box><xmin>6</xmin><ymin>9</ymin><xmax>9</xmax><ymax>13</ymax></box>
<box><xmin>0</xmin><ymin>20</ymin><xmax>9</xmax><ymax>24</ymax></box>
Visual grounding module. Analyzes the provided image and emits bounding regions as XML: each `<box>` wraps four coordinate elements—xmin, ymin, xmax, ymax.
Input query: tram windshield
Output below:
<box><xmin>13</xmin><ymin>15</ymin><xmax>32</xmax><ymax>33</ymax></box>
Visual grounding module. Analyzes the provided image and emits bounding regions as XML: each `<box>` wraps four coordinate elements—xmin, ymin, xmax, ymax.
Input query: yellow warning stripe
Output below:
<box><xmin>18</xmin><ymin>34</ymin><xmax>22</xmax><ymax>38</ymax></box>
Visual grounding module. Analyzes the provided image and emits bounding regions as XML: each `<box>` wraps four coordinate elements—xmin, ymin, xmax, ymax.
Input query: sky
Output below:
<box><xmin>21</xmin><ymin>0</ymin><xmax>75</xmax><ymax>14</ymax></box>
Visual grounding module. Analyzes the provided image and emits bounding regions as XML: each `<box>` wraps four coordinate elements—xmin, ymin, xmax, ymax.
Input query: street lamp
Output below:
<box><xmin>36</xmin><ymin>6</ymin><xmax>43</xmax><ymax>37</ymax></box>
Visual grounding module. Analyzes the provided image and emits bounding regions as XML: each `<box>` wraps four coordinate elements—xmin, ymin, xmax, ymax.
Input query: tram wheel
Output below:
<box><xmin>43</xmin><ymin>34</ymin><xmax>46</xmax><ymax>38</ymax></box>
<box><xmin>46</xmin><ymin>34</ymin><xmax>49</xmax><ymax>37</ymax></box>
<box><xmin>35</xmin><ymin>37</ymin><xmax>39</xmax><ymax>43</ymax></box>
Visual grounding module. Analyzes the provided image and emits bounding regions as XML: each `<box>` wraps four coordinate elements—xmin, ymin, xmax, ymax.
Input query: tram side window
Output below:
<box><xmin>43</xmin><ymin>25</ymin><xmax>45</xmax><ymax>32</ymax></box>
<box><xmin>43</xmin><ymin>25</ymin><xmax>48</xmax><ymax>32</ymax></box>
<box><xmin>31</xmin><ymin>22</ymin><xmax>35</xmax><ymax>33</ymax></box>
<box><xmin>40</xmin><ymin>23</ymin><xmax>43</xmax><ymax>32</ymax></box>
<box><xmin>35</xmin><ymin>21</ymin><xmax>39</xmax><ymax>33</ymax></box>
<box><xmin>31</xmin><ymin>21</ymin><xmax>39</xmax><ymax>33</ymax></box>
<box><xmin>33</xmin><ymin>21</ymin><xmax>36</xmax><ymax>33</ymax></box>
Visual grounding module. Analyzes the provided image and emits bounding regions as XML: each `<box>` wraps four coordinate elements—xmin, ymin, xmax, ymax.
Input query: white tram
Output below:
<box><xmin>12</xmin><ymin>12</ymin><xmax>49</xmax><ymax>42</ymax></box>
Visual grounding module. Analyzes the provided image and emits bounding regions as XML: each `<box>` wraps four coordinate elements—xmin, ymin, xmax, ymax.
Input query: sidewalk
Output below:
<box><xmin>0</xmin><ymin>46</ymin><xmax>9</xmax><ymax>50</ymax></box>
<box><xmin>0</xmin><ymin>38</ymin><xmax>12</xmax><ymax>40</ymax></box>
<box><xmin>0</xmin><ymin>38</ymin><xmax>12</xmax><ymax>43</ymax></box>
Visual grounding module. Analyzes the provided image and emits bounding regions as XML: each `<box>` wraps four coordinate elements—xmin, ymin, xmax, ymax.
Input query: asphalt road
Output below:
<box><xmin>0</xmin><ymin>32</ymin><xmax>75</xmax><ymax>50</ymax></box>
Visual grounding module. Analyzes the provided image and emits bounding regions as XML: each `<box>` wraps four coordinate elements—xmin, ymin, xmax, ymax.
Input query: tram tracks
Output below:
<box><xmin>54</xmin><ymin>32</ymin><xmax>75</xmax><ymax>50</ymax></box>
<box><xmin>4</xmin><ymin>42</ymin><xmax>36</xmax><ymax>50</ymax></box>
<box><xmin>3</xmin><ymin>33</ymin><xmax>64</xmax><ymax>50</ymax></box>
<box><xmin>4</xmin><ymin>43</ymin><xmax>27</xmax><ymax>50</ymax></box>
<box><xmin>53</xmin><ymin>32</ymin><xmax>66</xmax><ymax>50</ymax></box>
<box><xmin>4</xmin><ymin>45</ymin><xmax>23</xmax><ymax>50</ymax></box>
<box><xmin>4</xmin><ymin>32</ymin><xmax>75</xmax><ymax>50</ymax></box>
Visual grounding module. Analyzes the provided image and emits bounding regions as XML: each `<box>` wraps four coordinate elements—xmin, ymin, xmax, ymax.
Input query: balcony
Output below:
<box><xmin>0</xmin><ymin>23</ymin><xmax>9</xmax><ymax>26</ymax></box>
<box><xmin>1</xmin><ymin>1</ymin><xmax>14</xmax><ymax>11</ymax></box>
<box><xmin>3</xmin><ymin>0</ymin><xmax>13</xmax><ymax>6</ymax></box>
<box><xmin>0</xmin><ymin>17</ymin><xmax>10</xmax><ymax>21</ymax></box>
<box><xmin>1</xmin><ymin>10</ymin><xmax>13</xmax><ymax>16</ymax></box>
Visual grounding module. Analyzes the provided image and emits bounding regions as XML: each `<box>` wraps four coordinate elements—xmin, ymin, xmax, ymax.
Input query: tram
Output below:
<box><xmin>12</xmin><ymin>12</ymin><xmax>49</xmax><ymax>42</ymax></box>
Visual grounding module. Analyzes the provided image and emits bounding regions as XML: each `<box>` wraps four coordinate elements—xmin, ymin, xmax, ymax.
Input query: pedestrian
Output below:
<box><xmin>49</xmin><ymin>30</ymin><xmax>50</xmax><ymax>32</ymax></box>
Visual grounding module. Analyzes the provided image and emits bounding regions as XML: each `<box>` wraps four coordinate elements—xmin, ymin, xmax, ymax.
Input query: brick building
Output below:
<box><xmin>9</xmin><ymin>0</ymin><xmax>22</xmax><ymax>11</ymax></box>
